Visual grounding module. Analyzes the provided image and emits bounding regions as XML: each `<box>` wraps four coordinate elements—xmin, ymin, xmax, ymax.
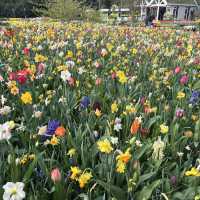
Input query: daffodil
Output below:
<box><xmin>70</xmin><ymin>166</ymin><xmax>82</xmax><ymax>180</ymax></box>
<box><xmin>97</xmin><ymin>139</ymin><xmax>113</xmax><ymax>154</ymax></box>
<box><xmin>78</xmin><ymin>172</ymin><xmax>92</xmax><ymax>188</ymax></box>
<box><xmin>160</xmin><ymin>124</ymin><xmax>169</xmax><ymax>134</ymax></box>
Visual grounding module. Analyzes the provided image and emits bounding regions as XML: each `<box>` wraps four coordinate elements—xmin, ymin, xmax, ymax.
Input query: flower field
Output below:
<box><xmin>0</xmin><ymin>19</ymin><xmax>200</xmax><ymax>200</ymax></box>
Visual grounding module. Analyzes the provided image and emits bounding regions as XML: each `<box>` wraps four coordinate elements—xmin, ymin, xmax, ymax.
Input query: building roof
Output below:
<box><xmin>167</xmin><ymin>0</ymin><xmax>199</xmax><ymax>5</ymax></box>
<box><xmin>139</xmin><ymin>0</ymin><xmax>200</xmax><ymax>6</ymax></box>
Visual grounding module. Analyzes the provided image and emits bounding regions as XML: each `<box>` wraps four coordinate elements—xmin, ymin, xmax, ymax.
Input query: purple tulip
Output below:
<box><xmin>176</xmin><ymin>108</ymin><xmax>184</xmax><ymax>118</ymax></box>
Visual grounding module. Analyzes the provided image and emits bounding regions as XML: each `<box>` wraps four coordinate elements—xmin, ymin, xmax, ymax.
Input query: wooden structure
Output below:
<box><xmin>140</xmin><ymin>0</ymin><xmax>200</xmax><ymax>21</ymax></box>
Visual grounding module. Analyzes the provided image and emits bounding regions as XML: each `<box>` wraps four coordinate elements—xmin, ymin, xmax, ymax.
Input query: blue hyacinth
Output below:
<box><xmin>189</xmin><ymin>91</ymin><xmax>200</xmax><ymax>105</ymax></box>
<box><xmin>80</xmin><ymin>96</ymin><xmax>90</xmax><ymax>109</ymax></box>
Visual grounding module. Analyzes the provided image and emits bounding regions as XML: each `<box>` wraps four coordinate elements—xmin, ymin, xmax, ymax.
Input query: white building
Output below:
<box><xmin>140</xmin><ymin>0</ymin><xmax>200</xmax><ymax>21</ymax></box>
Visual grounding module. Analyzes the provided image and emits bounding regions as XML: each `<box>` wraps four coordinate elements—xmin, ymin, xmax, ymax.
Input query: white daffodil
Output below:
<box><xmin>0</xmin><ymin>123</ymin><xmax>11</xmax><ymax>140</ymax></box>
<box><xmin>61</xmin><ymin>70</ymin><xmax>71</xmax><ymax>82</ymax></box>
<box><xmin>0</xmin><ymin>106</ymin><xmax>11</xmax><ymax>116</ymax></box>
<box><xmin>3</xmin><ymin>182</ymin><xmax>25</xmax><ymax>200</ymax></box>
<box><xmin>114</xmin><ymin>117</ymin><xmax>122</xmax><ymax>132</ymax></box>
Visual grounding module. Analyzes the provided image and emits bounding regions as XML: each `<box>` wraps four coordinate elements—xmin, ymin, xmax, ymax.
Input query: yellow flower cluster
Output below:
<box><xmin>21</xmin><ymin>92</ymin><xmax>32</xmax><ymax>104</ymax></box>
<box><xmin>34</xmin><ymin>54</ymin><xmax>48</xmax><ymax>63</ymax></box>
<box><xmin>185</xmin><ymin>167</ymin><xmax>200</xmax><ymax>177</ymax></box>
<box><xmin>19</xmin><ymin>154</ymin><xmax>35</xmax><ymax>165</ymax></box>
<box><xmin>7</xmin><ymin>81</ymin><xmax>19</xmax><ymax>96</ymax></box>
<box><xmin>70</xmin><ymin>166</ymin><xmax>92</xmax><ymax>188</ymax></box>
<box><xmin>116</xmin><ymin>148</ymin><xmax>132</xmax><ymax>173</ymax></box>
<box><xmin>116</xmin><ymin>70</ymin><xmax>127</xmax><ymax>84</ymax></box>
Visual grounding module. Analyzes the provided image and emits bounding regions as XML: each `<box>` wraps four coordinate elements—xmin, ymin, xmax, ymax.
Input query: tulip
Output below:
<box><xmin>180</xmin><ymin>75</ymin><xmax>189</xmax><ymax>85</ymax></box>
<box><xmin>55</xmin><ymin>126</ymin><xmax>66</xmax><ymax>137</ymax></box>
<box><xmin>174</xmin><ymin>66</ymin><xmax>181</xmax><ymax>74</ymax></box>
<box><xmin>95</xmin><ymin>78</ymin><xmax>102</xmax><ymax>85</ymax></box>
<box><xmin>23</xmin><ymin>47</ymin><xmax>30</xmax><ymax>56</ymax></box>
<box><xmin>176</xmin><ymin>108</ymin><xmax>184</xmax><ymax>118</ymax></box>
<box><xmin>51</xmin><ymin>168</ymin><xmax>61</xmax><ymax>183</ymax></box>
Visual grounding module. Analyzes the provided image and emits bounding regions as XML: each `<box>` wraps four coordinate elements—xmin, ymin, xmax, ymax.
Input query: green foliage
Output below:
<box><xmin>35</xmin><ymin>0</ymin><xmax>82</xmax><ymax>20</ymax></box>
<box><xmin>84</xmin><ymin>9</ymin><xmax>102</xmax><ymax>23</ymax></box>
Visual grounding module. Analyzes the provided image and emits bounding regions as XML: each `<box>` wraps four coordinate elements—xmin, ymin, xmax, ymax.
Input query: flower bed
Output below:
<box><xmin>0</xmin><ymin>19</ymin><xmax>199</xmax><ymax>200</ymax></box>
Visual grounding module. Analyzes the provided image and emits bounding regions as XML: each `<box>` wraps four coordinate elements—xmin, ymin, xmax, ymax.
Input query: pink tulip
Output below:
<box><xmin>174</xmin><ymin>66</ymin><xmax>181</xmax><ymax>74</ymax></box>
<box><xmin>37</xmin><ymin>63</ymin><xmax>45</xmax><ymax>74</ymax></box>
<box><xmin>95</xmin><ymin>78</ymin><xmax>102</xmax><ymax>85</ymax></box>
<box><xmin>180</xmin><ymin>75</ymin><xmax>189</xmax><ymax>85</ymax></box>
<box><xmin>51</xmin><ymin>168</ymin><xmax>61</xmax><ymax>183</ymax></box>
<box><xmin>0</xmin><ymin>75</ymin><xmax>4</xmax><ymax>81</ymax></box>
<box><xmin>111</xmin><ymin>72</ymin><xmax>116</xmax><ymax>79</ymax></box>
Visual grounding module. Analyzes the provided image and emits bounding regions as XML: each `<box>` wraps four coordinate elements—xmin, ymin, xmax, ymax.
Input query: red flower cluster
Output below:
<box><xmin>9</xmin><ymin>69</ymin><xmax>30</xmax><ymax>84</ymax></box>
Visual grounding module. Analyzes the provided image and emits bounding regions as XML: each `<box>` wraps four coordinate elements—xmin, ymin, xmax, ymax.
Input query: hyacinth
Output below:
<box><xmin>80</xmin><ymin>96</ymin><xmax>90</xmax><ymax>109</ymax></box>
<box><xmin>189</xmin><ymin>91</ymin><xmax>200</xmax><ymax>105</ymax></box>
<box><xmin>152</xmin><ymin>137</ymin><xmax>165</xmax><ymax>160</ymax></box>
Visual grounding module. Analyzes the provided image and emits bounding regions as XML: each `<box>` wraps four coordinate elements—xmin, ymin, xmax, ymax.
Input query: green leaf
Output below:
<box><xmin>137</xmin><ymin>172</ymin><xmax>156</xmax><ymax>186</ymax></box>
<box><xmin>136</xmin><ymin>180</ymin><xmax>161</xmax><ymax>200</ymax></box>
<box><xmin>147</xmin><ymin>116</ymin><xmax>161</xmax><ymax>129</ymax></box>
<box><xmin>193</xmin><ymin>80</ymin><xmax>200</xmax><ymax>90</ymax></box>
<box><xmin>96</xmin><ymin>180</ymin><xmax>127</xmax><ymax>200</ymax></box>
<box><xmin>134</xmin><ymin>143</ymin><xmax>151</xmax><ymax>160</ymax></box>
<box><xmin>23</xmin><ymin>156</ymin><xmax>38</xmax><ymax>182</ymax></box>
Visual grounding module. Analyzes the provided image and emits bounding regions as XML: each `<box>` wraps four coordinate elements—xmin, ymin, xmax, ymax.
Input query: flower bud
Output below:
<box><xmin>51</xmin><ymin>168</ymin><xmax>61</xmax><ymax>183</ymax></box>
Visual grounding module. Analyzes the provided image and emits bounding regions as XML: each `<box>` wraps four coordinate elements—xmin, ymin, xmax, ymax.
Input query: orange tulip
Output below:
<box><xmin>130</xmin><ymin>117</ymin><xmax>142</xmax><ymax>135</ymax></box>
<box><xmin>55</xmin><ymin>126</ymin><xmax>66</xmax><ymax>137</ymax></box>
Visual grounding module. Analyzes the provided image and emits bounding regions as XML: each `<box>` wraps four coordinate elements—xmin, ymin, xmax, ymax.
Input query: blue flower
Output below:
<box><xmin>189</xmin><ymin>91</ymin><xmax>200</xmax><ymax>105</ymax></box>
<box><xmin>46</xmin><ymin>120</ymin><xmax>61</xmax><ymax>136</ymax></box>
<box><xmin>80</xmin><ymin>96</ymin><xmax>90</xmax><ymax>109</ymax></box>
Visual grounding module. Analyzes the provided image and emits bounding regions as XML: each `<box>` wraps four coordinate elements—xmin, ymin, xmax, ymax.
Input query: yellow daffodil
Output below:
<box><xmin>97</xmin><ymin>139</ymin><xmax>113</xmax><ymax>154</ymax></box>
<box><xmin>160</xmin><ymin>124</ymin><xmax>169</xmax><ymax>134</ymax></box>
<box><xmin>67</xmin><ymin>148</ymin><xmax>76</xmax><ymax>158</ymax></box>
<box><xmin>78</xmin><ymin>172</ymin><xmax>92</xmax><ymax>188</ymax></box>
<box><xmin>111</xmin><ymin>102</ymin><xmax>118</xmax><ymax>113</ymax></box>
<box><xmin>21</xmin><ymin>92</ymin><xmax>32</xmax><ymax>104</ymax></box>
<box><xmin>70</xmin><ymin>166</ymin><xmax>82</xmax><ymax>180</ymax></box>
<box><xmin>177</xmin><ymin>91</ymin><xmax>185</xmax><ymax>99</ymax></box>
<box><xmin>185</xmin><ymin>167</ymin><xmax>200</xmax><ymax>177</ymax></box>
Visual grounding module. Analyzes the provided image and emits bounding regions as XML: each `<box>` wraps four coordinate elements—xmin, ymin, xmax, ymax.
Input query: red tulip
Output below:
<box><xmin>23</xmin><ymin>47</ymin><xmax>30</xmax><ymax>56</ymax></box>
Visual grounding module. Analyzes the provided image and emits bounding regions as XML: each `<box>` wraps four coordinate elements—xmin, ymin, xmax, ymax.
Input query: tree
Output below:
<box><xmin>36</xmin><ymin>0</ymin><xmax>84</xmax><ymax>20</ymax></box>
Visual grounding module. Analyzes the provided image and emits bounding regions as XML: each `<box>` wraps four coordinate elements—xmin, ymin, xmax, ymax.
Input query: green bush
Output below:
<box><xmin>83</xmin><ymin>9</ymin><xmax>101</xmax><ymax>23</ymax></box>
<box><xmin>39</xmin><ymin>0</ymin><xmax>83</xmax><ymax>20</ymax></box>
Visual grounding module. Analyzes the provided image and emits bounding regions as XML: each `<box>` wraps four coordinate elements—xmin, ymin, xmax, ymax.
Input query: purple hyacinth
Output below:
<box><xmin>189</xmin><ymin>91</ymin><xmax>200</xmax><ymax>105</ymax></box>
<box><xmin>80</xmin><ymin>96</ymin><xmax>90</xmax><ymax>109</ymax></box>
<box><xmin>46</xmin><ymin>120</ymin><xmax>61</xmax><ymax>136</ymax></box>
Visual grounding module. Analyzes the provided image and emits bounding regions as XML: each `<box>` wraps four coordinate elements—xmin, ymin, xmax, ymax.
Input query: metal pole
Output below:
<box><xmin>156</xmin><ymin>6</ymin><xmax>160</xmax><ymax>20</ymax></box>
